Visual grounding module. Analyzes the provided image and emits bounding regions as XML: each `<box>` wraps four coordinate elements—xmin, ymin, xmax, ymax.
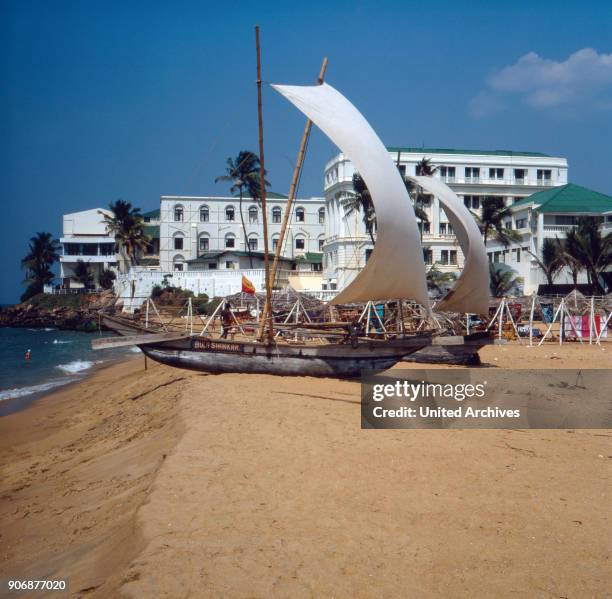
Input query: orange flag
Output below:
<box><xmin>242</xmin><ymin>275</ymin><xmax>256</xmax><ymax>295</ymax></box>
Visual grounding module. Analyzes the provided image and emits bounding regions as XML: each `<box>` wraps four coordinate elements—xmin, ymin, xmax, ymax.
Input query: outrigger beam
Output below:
<box><xmin>92</xmin><ymin>332</ymin><xmax>190</xmax><ymax>351</ymax></box>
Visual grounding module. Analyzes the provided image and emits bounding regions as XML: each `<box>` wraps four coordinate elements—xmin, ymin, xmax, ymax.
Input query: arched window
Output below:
<box><xmin>174</xmin><ymin>205</ymin><xmax>184</xmax><ymax>222</ymax></box>
<box><xmin>318</xmin><ymin>235</ymin><xmax>325</xmax><ymax>251</ymax></box>
<box><xmin>225</xmin><ymin>206</ymin><xmax>235</xmax><ymax>221</ymax></box>
<box><xmin>295</xmin><ymin>207</ymin><xmax>305</xmax><ymax>223</ymax></box>
<box><xmin>173</xmin><ymin>234</ymin><xmax>184</xmax><ymax>250</ymax></box>
<box><xmin>272</xmin><ymin>236</ymin><xmax>280</xmax><ymax>251</ymax></box>
<box><xmin>173</xmin><ymin>255</ymin><xmax>185</xmax><ymax>272</ymax></box>
<box><xmin>198</xmin><ymin>233</ymin><xmax>209</xmax><ymax>253</ymax></box>
<box><xmin>225</xmin><ymin>234</ymin><xmax>235</xmax><ymax>249</ymax></box>
<box><xmin>199</xmin><ymin>206</ymin><xmax>209</xmax><ymax>222</ymax></box>
<box><xmin>295</xmin><ymin>236</ymin><xmax>305</xmax><ymax>250</ymax></box>
<box><xmin>248</xmin><ymin>206</ymin><xmax>258</xmax><ymax>224</ymax></box>
<box><xmin>248</xmin><ymin>235</ymin><xmax>258</xmax><ymax>251</ymax></box>
<box><xmin>318</xmin><ymin>207</ymin><xmax>325</xmax><ymax>224</ymax></box>
<box><xmin>272</xmin><ymin>207</ymin><xmax>282</xmax><ymax>223</ymax></box>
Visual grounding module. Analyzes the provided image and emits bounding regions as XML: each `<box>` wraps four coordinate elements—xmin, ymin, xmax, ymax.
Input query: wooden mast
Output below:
<box><xmin>258</xmin><ymin>57</ymin><xmax>328</xmax><ymax>340</ymax></box>
<box><xmin>255</xmin><ymin>25</ymin><xmax>274</xmax><ymax>342</ymax></box>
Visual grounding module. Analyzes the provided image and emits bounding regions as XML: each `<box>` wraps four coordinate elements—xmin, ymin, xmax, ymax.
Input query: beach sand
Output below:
<box><xmin>1</xmin><ymin>343</ymin><xmax>610</xmax><ymax>598</ymax></box>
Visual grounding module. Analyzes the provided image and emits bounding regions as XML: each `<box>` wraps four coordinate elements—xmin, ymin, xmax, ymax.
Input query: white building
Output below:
<box><xmin>485</xmin><ymin>183</ymin><xmax>612</xmax><ymax>294</ymax></box>
<box><xmin>59</xmin><ymin>208</ymin><xmax>117</xmax><ymax>288</ymax></box>
<box><xmin>322</xmin><ymin>147</ymin><xmax>568</xmax><ymax>291</ymax></box>
<box><xmin>159</xmin><ymin>194</ymin><xmax>326</xmax><ymax>273</ymax></box>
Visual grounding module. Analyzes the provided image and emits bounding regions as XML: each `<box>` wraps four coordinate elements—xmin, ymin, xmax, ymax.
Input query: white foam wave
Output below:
<box><xmin>56</xmin><ymin>360</ymin><xmax>94</xmax><ymax>374</ymax></box>
<box><xmin>0</xmin><ymin>379</ymin><xmax>71</xmax><ymax>401</ymax></box>
<box><xmin>52</xmin><ymin>339</ymin><xmax>74</xmax><ymax>344</ymax></box>
<box><xmin>129</xmin><ymin>346</ymin><xmax>142</xmax><ymax>353</ymax></box>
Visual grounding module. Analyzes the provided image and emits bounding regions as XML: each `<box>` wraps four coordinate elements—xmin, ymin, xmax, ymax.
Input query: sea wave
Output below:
<box><xmin>0</xmin><ymin>379</ymin><xmax>71</xmax><ymax>401</ymax></box>
<box><xmin>56</xmin><ymin>360</ymin><xmax>95</xmax><ymax>374</ymax></box>
<box><xmin>27</xmin><ymin>327</ymin><xmax>56</xmax><ymax>332</ymax></box>
<box><xmin>52</xmin><ymin>339</ymin><xmax>74</xmax><ymax>344</ymax></box>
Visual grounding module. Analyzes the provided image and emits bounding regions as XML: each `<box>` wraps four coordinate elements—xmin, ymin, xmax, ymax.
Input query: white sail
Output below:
<box><xmin>272</xmin><ymin>82</ymin><xmax>430</xmax><ymax>308</ymax></box>
<box><xmin>409</xmin><ymin>176</ymin><xmax>490</xmax><ymax>314</ymax></box>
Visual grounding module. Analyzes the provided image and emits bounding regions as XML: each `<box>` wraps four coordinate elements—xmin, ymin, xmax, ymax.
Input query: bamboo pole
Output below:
<box><xmin>255</xmin><ymin>25</ymin><xmax>274</xmax><ymax>343</ymax></box>
<box><xmin>258</xmin><ymin>56</ymin><xmax>328</xmax><ymax>341</ymax></box>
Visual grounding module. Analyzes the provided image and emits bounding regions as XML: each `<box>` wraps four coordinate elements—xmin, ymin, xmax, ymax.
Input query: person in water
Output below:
<box><xmin>220</xmin><ymin>302</ymin><xmax>233</xmax><ymax>339</ymax></box>
<box><xmin>25</xmin><ymin>349</ymin><xmax>31</xmax><ymax>361</ymax></box>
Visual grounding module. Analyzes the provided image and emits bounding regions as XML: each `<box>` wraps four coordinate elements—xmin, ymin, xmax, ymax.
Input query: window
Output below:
<box><xmin>423</xmin><ymin>248</ymin><xmax>433</xmax><ymax>265</ymax></box>
<box><xmin>174</xmin><ymin>206</ymin><xmax>183</xmax><ymax>222</ymax></box>
<box><xmin>449</xmin><ymin>250</ymin><xmax>457</xmax><ymax>265</ymax></box>
<box><xmin>174</xmin><ymin>236</ymin><xmax>183</xmax><ymax>250</ymax></box>
<box><xmin>512</xmin><ymin>248</ymin><xmax>521</xmax><ymax>263</ymax></box>
<box><xmin>330</xmin><ymin>283</ymin><xmax>337</xmax><ymax>290</ymax></box>
<box><xmin>462</xmin><ymin>195</ymin><xmax>480</xmax><ymax>210</ymax></box>
<box><xmin>318</xmin><ymin>239</ymin><xmax>324</xmax><ymax>251</ymax></box>
<box><xmin>248</xmin><ymin>206</ymin><xmax>258</xmax><ymax>224</ymax></box>
<box><xmin>514</xmin><ymin>168</ymin><xmax>527</xmax><ymax>182</ymax></box>
<box><xmin>439</xmin><ymin>166</ymin><xmax>456</xmax><ymax>180</ymax></box>
<box><xmin>225</xmin><ymin>236</ymin><xmax>235</xmax><ymax>248</ymax></box>
<box><xmin>537</xmin><ymin>169</ymin><xmax>552</xmax><ymax>184</ymax></box>
<box><xmin>419</xmin><ymin>221</ymin><xmax>430</xmax><ymax>235</ymax></box>
<box><xmin>174</xmin><ymin>263</ymin><xmax>183</xmax><ymax>272</ymax></box>
<box><xmin>248</xmin><ymin>238</ymin><xmax>258</xmax><ymax>251</ymax></box>
<box><xmin>295</xmin><ymin>207</ymin><xmax>305</xmax><ymax>222</ymax></box>
<box><xmin>225</xmin><ymin>206</ymin><xmax>235</xmax><ymax>221</ymax></box>
<box><xmin>397</xmin><ymin>164</ymin><xmax>406</xmax><ymax>176</ymax></box>
<box><xmin>208</xmin><ymin>263</ymin><xmax>217</xmax><ymax>270</ymax></box>
<box><xmin>272</xmin><ymin>207</ymin><xmax>281</xmax><ymax>223</ymax></box>
<box><xmin>318</xmin><ymin>208</ymin><xmax>325</xmax><ymax>224</ymax></box>
<box><xmin>504</xmin><ymin>221</ymin><xmax>512</xmax><ymax>230</ymax></box>
<box><xmin>439</xmin><ymin>223</ymin><xmax>448</xmax><ymax>235</ymax></box>
<box><xmin>295</xmin><ymin>238</ymin><xmax>305</xmax><ymax>250</ymax></box>
<box><xmin>272</xmin><ymin>238</ymin><xmax>279</xmax><ymax>251</ymax></box>
<box><xmin>226</xmin><ymin>261</ymin><xmax>235</xmax><ymax>269</ymax></box>
<box><xmin>199</xmin><ymin>237</ymin><xmax>209</xmax><ymax>252</ymax></box>
<box><xmin>465</xmin><ymin>167</ymin><xmax>480</xmax><ymax>181</ymax></box>
<box><xmin>199</xmin><ymin>206</ymin><xmax>209</xmax><ymax>222</ymax></box>
<box><xmin>312</xmin><ymin>263</ymin><xmax>323</xmax><ymax>272</ymax></box>
<box><xmin>516</xmin><ymin>218</ymin><xmax>527</xmax><ymax>229</ymax></box>
<box><xmin>440</xmin><ymin>250</ymin><xmax>449</xmax><ymax>265</ymax></box>
<box><xmin>489</xmin><ymin>168</ymin><xmax>504</xmax><ymax>180</ymax></box>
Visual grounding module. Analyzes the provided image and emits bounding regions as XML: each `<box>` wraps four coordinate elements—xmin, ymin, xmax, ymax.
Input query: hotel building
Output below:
<box><xmin>322</xmin><ymin>147</ymin><xmax>568</xmax><ymax>291</ymax></box>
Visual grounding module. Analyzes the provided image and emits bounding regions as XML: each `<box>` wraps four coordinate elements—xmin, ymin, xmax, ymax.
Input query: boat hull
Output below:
<box><xmin>403</xmin><ymin>332</ymin><xmax>493</xmax><ymax>365</ymax></box>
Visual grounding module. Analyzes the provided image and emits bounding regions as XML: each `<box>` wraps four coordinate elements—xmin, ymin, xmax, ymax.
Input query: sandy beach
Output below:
<box><xmin>1</xmin><ymin>343</ymin><xmax>610</xmax><ymax>598</ymax></box>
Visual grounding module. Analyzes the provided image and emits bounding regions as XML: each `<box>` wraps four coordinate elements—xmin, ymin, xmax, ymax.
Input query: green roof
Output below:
<box><xmin>142</xmin><ymin>208</ymin><xmax>160</xmax><ymax>219</ymax></box>
<box><xmin>186</xmin><ymin>250</ymin><xmax>291</xmax><ymax>263</ymax></box>
<box><xmin>296</xmin><ymin>252</ymin><xmax>323</xmax><ymax>263</ymax></box>
<box><xmin>387</xmin><ymin>147</ymin><xmax>551</xmax><ymax>158</ymax></box>
<box><xmin>511</xmin><ymin>184</ymin><xmax>612</xmax><ymax>213</ymax></box>
<box><xmin>143</xmin><ymin>225</ymin><xmax>159</xmax><ymax>238</ymax></box>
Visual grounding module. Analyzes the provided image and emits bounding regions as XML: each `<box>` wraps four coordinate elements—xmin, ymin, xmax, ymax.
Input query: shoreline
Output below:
<box><xmin>1</xmin><ymin>343</ymin><xmax>610</xmax><ymax>598</ymax></box>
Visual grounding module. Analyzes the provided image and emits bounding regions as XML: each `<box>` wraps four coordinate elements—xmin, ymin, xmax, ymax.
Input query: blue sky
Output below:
<box><xmin>1</xmin><ymin>0</ymin><xmax>611</xmax><ymax>303</ymax></box>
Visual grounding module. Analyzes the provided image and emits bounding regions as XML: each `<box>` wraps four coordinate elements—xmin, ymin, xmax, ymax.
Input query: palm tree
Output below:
<box><xmin>215</xmin><ymin>151</ymin><xmax>269</xmax><ymax>267</ymax></box>
<box><xmin>476</xmin><ymin>196</ymin><xmax>522</xmax><ymax>246</ymax></box>
<box><xmin>489</xmin><ymin>263</ymin><xmax>523</xmax><ymax>297</ymax></box>
<box><xmin>558</xmin><ymin>230</ymin><xmax>583</xmax><ymax>289</ymax></box>
<box><xmin>527</xmin><ymin>238</ymin><xmax>563</xmax><ymax>287</ymax></box>
<box><xmin>426</xmin><ymin>264</ymin><xmax>457</xmax><ymax>296</ymax></box>
<box><xmin>562</xmin><ymin>217</ymin><xmax>611</xmax><ymax>295</ymax></box>
<box><xmin>21</xmin><ymin>232</ymin><xmax>61</xmax><ymax>301</ymax></box>
<box><xmin>73</xmin><ymin>260</ymin><xmax>93</xmax><ymax>288</ymax></box>
<box><xmin>415</xmin><ymin>157</ymin><xmax>437</xmax><ymax>176</ymax></box>
<box><xmin>100</xmin><ymin>200</ymin><xmax>149</xmax><ymax>273</ymax></box>
<box><xmin>99</xmin><ymin>268</ymin><xmax>116</xmax><ymax>290</ymax></box>
<box><xmin>402</xmin><ymin>160</ymin><xmax>432</xmax><ymax>239</ymax></box>
<box><xmin>340</xmin><ymin>173</ymin><xmax>376</xmax><ymax>244</ymax></box>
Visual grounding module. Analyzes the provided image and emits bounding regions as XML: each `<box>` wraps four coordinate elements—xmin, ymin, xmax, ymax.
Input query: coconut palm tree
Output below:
<box><xmin>563</xmin><ymin>217</ymin><xmax>611</xmax><ymax>295</ymax></box>
<box><xmin>100</xmin><ymin>200</ymin><xmax>149</xmax><ymax>273</ymax></box>
<box><xmin>527</xmin><ymin>238</ymin><xmax>564</xmax><ymax>288</ymax></box>
<box><xmin>415</xmin><ymin>157</ymin><xmax>438</xmax><ymax>176</ymax></box>
<box><xmin>426</xmin><ymin>264</ymin><xmax>457</xmax><ymax>296</ymax></box>
<box><xmin>340</xmin><ymin>173</ymin><xmax>376</xmax><ymax>244</ymax></box>
<box><xmin>489</xmin><ymin>263</ymin><xmax>523</xmax><ymax>297</ymax></box>
<box><xmin>73</xmin><ymin>260</ymin><xmax>93</xmax><ymax>288</ymax></box>
<box><xmin>21</xmin><ymin>232</ymin><xmax>61</xmax><ymax>301</ymax></box>
<box><xmin>476</xmin><ymin>196</ymin><xmax>522</xmax><ymax>246</ymax></box>
<box><xmin>558</xmin><ymin>230</ymin><xmax>583</xmax><ymax>289</ymax></box>
<box><xmin>403</xmin><ymin>159</ymin><xmax>434</xmax><ymax>239</ymax></box>
<box><xmin>215</xmin><ymin>151</ymin><xmax>269</xmax><ymax>268</ymax></box>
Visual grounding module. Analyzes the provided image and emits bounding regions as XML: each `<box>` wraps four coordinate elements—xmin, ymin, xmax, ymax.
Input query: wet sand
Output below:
<box><xmin>1</xmin><ymin>343</ymin><xmax>610</xmax><ymax>598</ymax></box>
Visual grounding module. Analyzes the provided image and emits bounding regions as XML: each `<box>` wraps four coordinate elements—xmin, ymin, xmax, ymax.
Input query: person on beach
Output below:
<box><xmin>220</xmin><ymin>302</ymin><xmax>232</xmax><ymax>339</ymax></box>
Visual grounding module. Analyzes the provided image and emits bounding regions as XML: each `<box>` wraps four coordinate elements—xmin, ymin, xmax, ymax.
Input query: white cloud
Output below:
<box><xmin>470</xmin><ymin>48</ymin><xmax>612</xmax><ymax>117</ymax></box>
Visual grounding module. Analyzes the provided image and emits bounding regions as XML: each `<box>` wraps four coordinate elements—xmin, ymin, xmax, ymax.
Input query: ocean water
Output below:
<box><xmin>0</xmin><ymin>327</ymin><xmax>140</xmax><ymax>415</ymax></box>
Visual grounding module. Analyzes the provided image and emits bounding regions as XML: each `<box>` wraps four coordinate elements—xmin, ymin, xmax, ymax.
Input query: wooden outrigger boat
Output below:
<box><xmin>95</xmin><ymin>28</ymin><xmax>495</xmax><ymax>377</ymax></box>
